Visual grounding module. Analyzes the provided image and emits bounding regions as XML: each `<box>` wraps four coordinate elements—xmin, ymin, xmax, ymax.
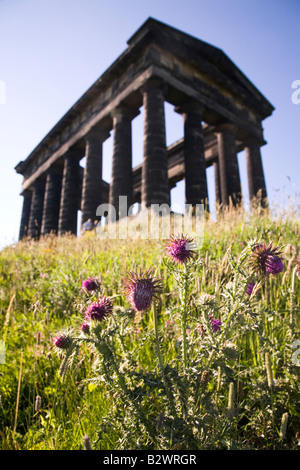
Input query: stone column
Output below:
<box><xmin>177</xmin><ymin>101</ymin><xmax>208</xmax><ymax>209</ymax></box>
<box><xmin>216</xmin><ymin>123</ymin><xmax>241</xmax><ymax>206</ymax></box>
<box><xmin>109</xmin><ymin>106</ymin><xmax>136</xmax><ymax>221</ymax></box>
<box><xmin>81</xmin><ymin>128</ymin><xmax>109</xmax><ymax>225</ymax></box>
<box><xmin>213</xmin><ymin>161</ymin><xmax>221</xmax><ymax>207</ymax></box>
<box><xmin>27</xmin><ymin>179</ymin><xmax>46</xmax><ymax>239</ymax></box>
<box><xmin>141</xmin><ymin>78</ymin><xmax>170</xmax><ymax>208</ymax></box>
<box><xmin>19</xmin><ymin>190</ymin><xmax>32</xmax><ymax>240</ymax></box>
<box><xmin>58</xmin><ymin>148</ymin><xmax>81</xmax><ymax>236</ymax></box>
<box><xmin>245</xmin><ymin>139</ymin><xmax>267</xmax><ymax>207</ymax></box>
<box><xmin>41</xmin><ymin>164</ymin><xmax>63</xmax><ymax>235</ymax></box>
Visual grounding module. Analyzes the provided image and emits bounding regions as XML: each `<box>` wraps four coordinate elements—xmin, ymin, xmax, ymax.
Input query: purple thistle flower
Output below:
<box><xmin>165</xmin><ymin>234</ymin><xmax>196</xmax><ymax>264</ymax></box>
<box><xmin>265</xmin><ymin>256</ymin><xmax>284</xmax><ymax>275</ymax></box>
<box><xmin>209</xmin><ymin>315</ymin><xmax>222</xmax><ymax>333</ymax></box>
<box><xmin>249</xmin><ymin>242</ymin><xmax>284</xmax><ymax>277</ymax></box>
<box><xmin>246</xmin><ymin>282</ymin><xmax>255</xmax><ymax>295</ymax></box>
<box><xmin>124</xmin><ymin>269</ymin><xmax>162</xmax><ymax>312</ymax></box>
<box><xmin>81</xmin><ymin>277</ymin><xmax>101</xmax><ymax>292</ymax></box>
<box><xmin>84</xmin><ymin>297</ymin><xmax>113</xmax><ymax>322</ymax></box>
<box><xmin>52</xmin><ymin>333</ymin><xmax>72</xmax><ymax>350</ymax></box>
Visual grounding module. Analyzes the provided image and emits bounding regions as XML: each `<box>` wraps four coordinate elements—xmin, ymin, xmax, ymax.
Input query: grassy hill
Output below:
<box><xmin>0</xmin><ymin>205</ymin><xmax>299</xmax><ymax>450</ymax></box>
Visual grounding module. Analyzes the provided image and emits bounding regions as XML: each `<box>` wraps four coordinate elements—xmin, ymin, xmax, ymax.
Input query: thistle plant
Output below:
<box><xmin>50</xmin><ymin>235</ymin><xmax>294</xmax><ymax>450</ymax></box>
<box><xmin>164</xmin><ymin>234</ymin><xmax>197</xmax><ymax>372</ymax></box>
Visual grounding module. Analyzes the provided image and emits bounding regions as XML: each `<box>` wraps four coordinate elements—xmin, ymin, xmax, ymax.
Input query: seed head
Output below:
<box><xmin>84</xmin><ymin>297</ymin><xmax>113</xmax><ymax>322</ymax></box>
<box><xmin>249</xmin><ymin>242</ymin><xmax>284</xmax><ymax>277</ymax></box>
<box><xmin>227</xmin><ymin>382</ymin><xmax>235</xmax><ymax>419</ymax></box>
<box><xmin>124</xmin><ymin>269</ymin><xmax>162</xmax><ymax>312</ymax></box>
<box><xmin>165</xmin><ymin>234</ymin><xmax>196</xmax><ymax>264</ymax></box>
<box><xmin>200</xmin><ymin>370</ymin><xmax>210</xmax><ymax>385</ymax></box>
<box><xmin>280</xmin><ymin>413</ymin><xmax>289</xmax><ymax>440</ymax></box>
<box><xmin>197</xmin><ymin>293</ymin><xmax>219</xmax><ymax>312</ymax></box>
<box><xmin>221</xmin><ymin>341</ymin><xmax>239</xmax><ymax>360</ymax></box>
<box><xmin>82</xmin><ymin>434</ymin><xmax>92</xmax><ymax>450</ymax></box>
<box><xmin>35</xmin><ymin>395</ymin><xmax>42</xmax><ymax>412</ymax></box>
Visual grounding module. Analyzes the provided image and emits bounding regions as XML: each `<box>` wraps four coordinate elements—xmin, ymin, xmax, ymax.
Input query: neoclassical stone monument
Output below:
<box><xmin>15</xmin><ymin>18</ymin><xmax>274</xmax><ymax>240</ymax></box>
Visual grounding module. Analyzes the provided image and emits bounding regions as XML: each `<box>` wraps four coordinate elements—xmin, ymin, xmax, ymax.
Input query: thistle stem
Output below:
<box><xmin>93</xmin><ymin>335</ymin><xmax>157</xmax><ymax>444</ymax></box>
<box><xmin>152</xmin><ymin>302</ymin><xmax>164</xmax><ymax>373</ymax></box>
<box><xmin>263</xmin><ymin>277</ymin><xmax>270</xmax><ymax>308</ymax></box>
<box><xmin>181</xmin><ymin>264</ymin><xmax>189</xmax><ymax>371</ymax></box>
<box><xmin>152</xmin><ymin>302</ymin><xmax>177</xmax><ymax>418</ymax></box>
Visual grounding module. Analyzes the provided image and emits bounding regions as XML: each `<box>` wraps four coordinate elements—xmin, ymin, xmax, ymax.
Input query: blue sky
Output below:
<box><xmin>0</xmin><ymin>0</ymin><xmax>299</xmax><ymax>248</ymax></box>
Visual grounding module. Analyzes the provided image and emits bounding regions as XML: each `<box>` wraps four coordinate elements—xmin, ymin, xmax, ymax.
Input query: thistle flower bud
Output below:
<box><xmin>236</xmin><ymin>312</ymin><xmax>246</xmax><ymax>325</ymax></box>
<box><xmin>221</xmin><ymin>341</ymin><xmax>239</xmax><ymax>360</ymax></box>
<box><xmin>52</xmin><ymin>333</ymin><xmax>72</xmax><ymax>350</ymax></box>
<box><xmin>197</xmin><ymin>293</ymin><xmax>218</xmax><ymax>309</ymax></box>
<box><xmin>81</xmin><ymin>322</ymin><xmax>90</xmax><ymax>334</ymax></box>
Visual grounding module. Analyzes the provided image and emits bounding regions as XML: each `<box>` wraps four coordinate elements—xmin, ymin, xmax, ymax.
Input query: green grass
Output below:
<box><xmin>0</xmin><ymin>205</ymin><xmax>299</xmax><ymax>450</ymax></box>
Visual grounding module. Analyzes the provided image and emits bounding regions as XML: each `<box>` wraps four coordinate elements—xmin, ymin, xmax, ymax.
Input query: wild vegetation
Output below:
<box><xmin>0</xmin><ymin>203</ymin><xmax>299</xmax><ymax>450</ymax></box>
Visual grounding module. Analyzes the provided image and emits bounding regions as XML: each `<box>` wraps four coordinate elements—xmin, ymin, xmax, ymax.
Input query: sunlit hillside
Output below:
<box><xmin>0</xmin><ymin>202</ymin><xmax>299</xmax><ymax>450</ymax></box>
